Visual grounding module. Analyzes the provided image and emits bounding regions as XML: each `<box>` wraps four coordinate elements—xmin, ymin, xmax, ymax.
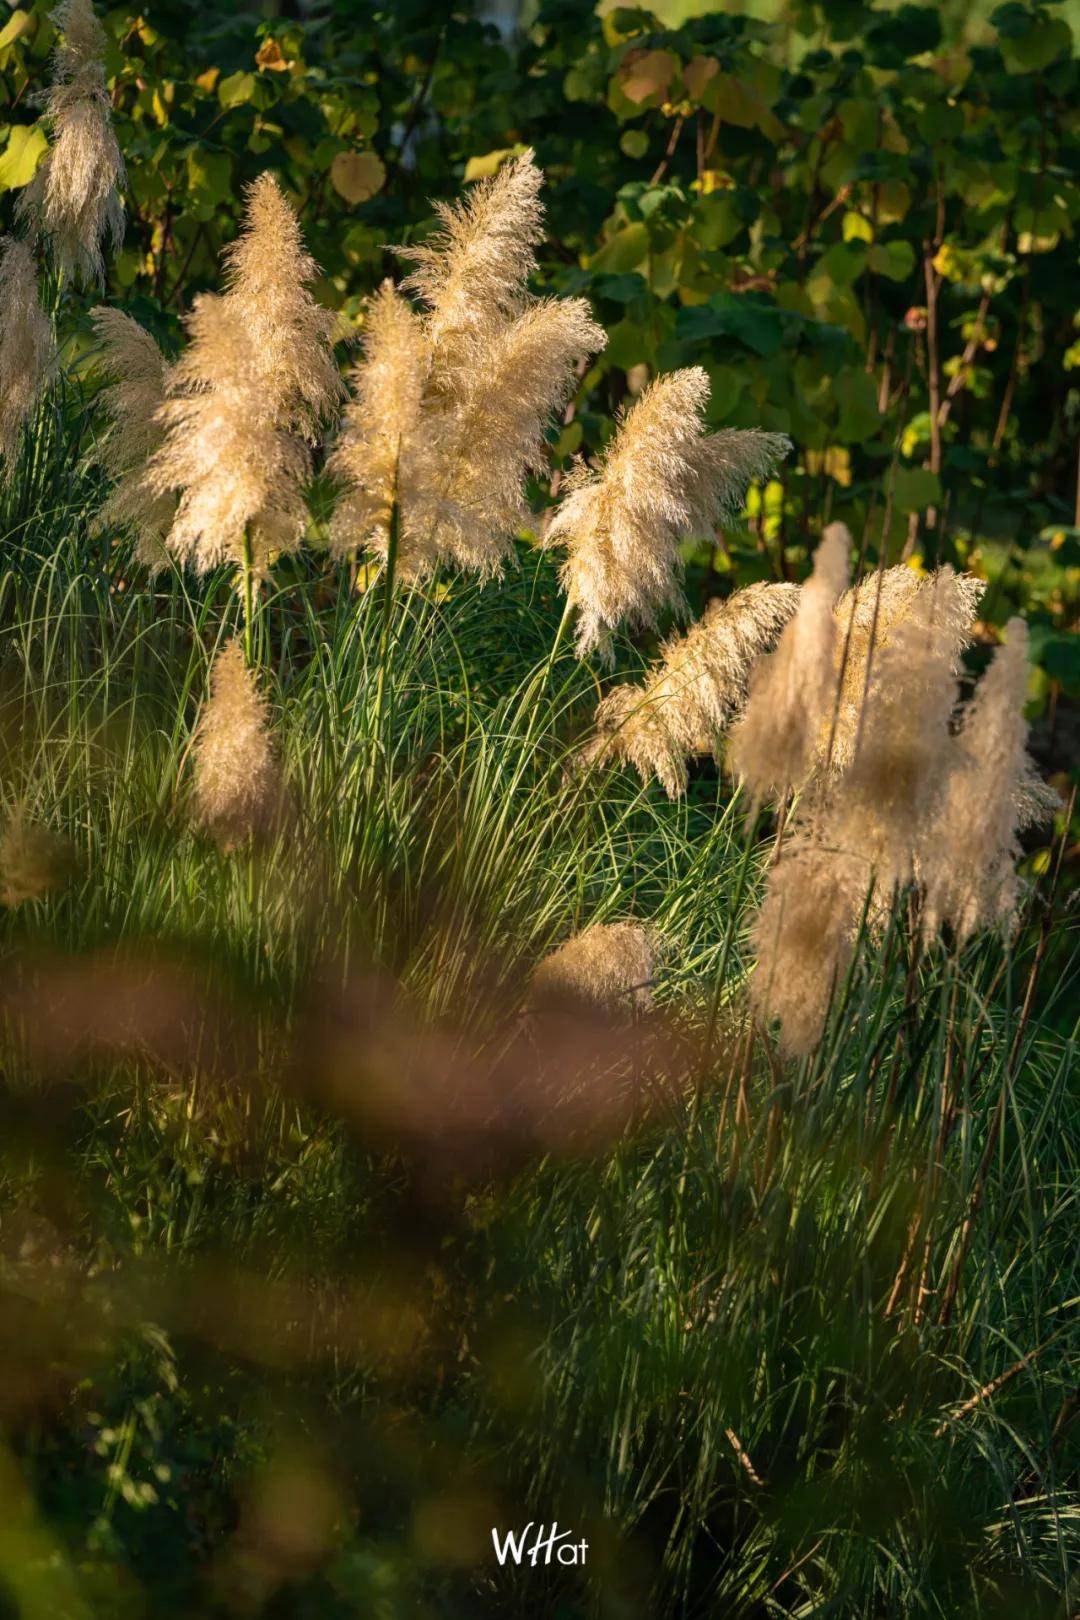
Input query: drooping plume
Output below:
<box><xmin>191</xmin><ymin>639</ymin><xmax>281</xmax><ymax>847</ymax></box>
<box><xmin>0</xmin><ymin>238</ymin><xmax>56</xmax><ymax>479</ymax></box>
<box><xmin>729</xmin><ymin>523</ymin><xmax>850</xmax><ymax>803</ymax></box>
<box><xmin>402</xmin><ymin>148</ymin><xmax>544</xmax><ymax>378</ymax></box>
<box><xmin>221</xmin><ymin>173</ymin><xmax>343</xmax><ymax>436</ymax></box>
<box><xmin>145</xmin><ymin>293</ymin><xmax>309</xmax><ymax>579</ymax></box>
<box><xmin>330</xmin><ymin>152</ymin><xmax>602</xmax><ymax>580</ymax></box>
<box><xmin>328</xmin><ymin>280</ymin><xmax>430</xmax><ymax>574</ymax></box>
<box><xmin>827</xmin><ymin>563</ymin><xmax>984</xmax><ymax>771</ymax></box>
<box><xmin>921</xmin><ymin>619</ymin><xmax>1059</xmax><ymax>941</ymax></box>
<box><xmin>750</xmin><ymin>830</ymin><xmax>869</xmax><ymax>1058</ymax></box>
<box><xmin>585</xmin><ymin>582</ymin><xmax>800</xmax><ymax>797</ymax></box>
<box><xmin>824</xmin><ymin>568</ymin><xmax>963</xmax><ymax>898</ymax></box>
<box><xmin>545</xmin><ymin>367</ymin><xmax>790</xmax><ymax>659</ymax></box>
<box><xmin>529</xmin><ymin>921</ymin><xmax>656</xmax><ymax>1017</ymax></box>
<box><xmin>17</xmin><ymin>0</ymin><xmax>125</xmax><ymax>285</ymax></box>
<box><xmin>90</xmin><ymin>307</ymin><xmax>173</xmax><ymax>570</ymax></box>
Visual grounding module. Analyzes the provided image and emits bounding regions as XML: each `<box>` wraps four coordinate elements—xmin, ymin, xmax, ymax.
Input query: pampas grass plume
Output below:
<box><xmin>18</xmin><ymin>0</ymin><xmax>125</xmax><ymax>285</ymax></box>
<box><xmin>90</xmin><ymin>306</ymin><xmax>173</xmax><ymax>569</ymax></box>
<box><xmin>0</xmin><ymin>238</ymin><xmax>56</xmax><ymax>479</ymax></box>
<box><xmin>588</xmin><ymin>582</ymin><xmax>800</xmax><ymax>796</ymax></box>
<box><xmin>222</xmin><ymin>173</ymin><xmax>343</xmax><ymax>436</ymax></box>
<box><xmin>750</xmin><ymin>832</ymin><xmax>867</xmax><ymax>1058</ymax></box>
<box><xmin>191</xmin><ymin>640</ymin><xmax>280</xmax><ymax>848</ymax></box>
<box><xmin>922</xmin><ymin>618</ymin><xmax>1059</xmax><ymax>940</ymax></box>
<box><xmin>529</xmin><ymin>921</ymin><xmax>656</xmax><ymax>1016</ymax></box>
<box><xmin>730</xmin><ymin>522</ymin><xmax>850</xmax><ymax>803</ymax></box>
<box><xmin>546</xmin><ymin>366</ymin><xmax>790</xmax><ymax>658</ymax></box>
<box><xmin>147</xmin><ymin>292</ymin><xmax>309</xmax><ymax>578</ymax></box>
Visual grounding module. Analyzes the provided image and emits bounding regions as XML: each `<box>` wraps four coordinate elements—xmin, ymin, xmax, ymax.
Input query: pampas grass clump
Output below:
<box><xmin>529</xmin><ymin>921</ymin><xmax>656</xmax><ymax>1016</ymax></box>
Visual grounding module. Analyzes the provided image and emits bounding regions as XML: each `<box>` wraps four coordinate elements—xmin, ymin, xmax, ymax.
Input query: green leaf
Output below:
<box><xmin>218</xmin><ymin>71</ymin><xmax>256</xmax><ymax>109</ymax></box>
<box><xmin>867</xmin><ymin>239</ymin><xmax>916</xmax><ymax>281</ymax></box>
<box><xmin>588</xmin><ymin>222</ymin><xmax>650</xmax><ymax>274</ymax></box>
<box><xmin>892</xmin><ymin>466</ymin><xmax>941</xmax><ymax>511</ymax></box>
<box><xmin>675</xmin><ymin>293</ymin><xmax>783</xmax><ymax>357</ymax></box>
<box><xmin>833</xmin><ymin>367</ymin><xmax>881</xmax><ymax>443</ymax></box>
<box><xmin>185</xmin><ymin>147</ymin><xmax>233</xmax><ymax>216</ymax></box>
<box><xmin>0</xmin><ymin>123</ymin><xmax>47</xmax><ymax>191</ymax></box>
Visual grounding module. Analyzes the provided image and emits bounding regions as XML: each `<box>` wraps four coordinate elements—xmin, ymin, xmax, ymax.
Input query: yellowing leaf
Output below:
<box><xmin>330</xmin><ymin>150</ymin><xmax>386</xmax><ymax>205</ymax></box>
<box><xmin>464</xmin><ymin>148</ymin><xmax>515</xmax><ymax>181</ymax></box>
<box><xmin>255</xmin><ymin>38</ymin><xmax>290</xmax><ymax>72</ymax></box>
<box><xmin>842</xmin><ymin>211</ymin><xmax>873</xmax><ymax>244</ymax></box>
<box><xmin>0</xmin><ymin>123</ymin><xmax>47</xmax><ymax>191</ymax></box>
<box><xmin>0</xmin><ymin>10</ymin><xmax>34</xmax><ymax>50</ymax></box>
<box><xmin>194</xmin><ymin>67</ymin><xmax>220</xmax><ymax>93</ymax></box>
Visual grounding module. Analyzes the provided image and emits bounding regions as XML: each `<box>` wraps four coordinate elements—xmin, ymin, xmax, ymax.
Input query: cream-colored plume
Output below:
<box><xmin>328</xmin><ymin>280</ymin><xmax>431</xmax><ymax>574</ymax></box>
<box><xmin>191</xmin><ymin>639</ymin><xmax>280</xmax><ymax>847</ymax></box>
<box><xmin>824</xmin><ymin>568</ymin><xmax>963</xmax><ymax>898</ymax></box>
<box><xmin>146</xmin><ymin>293</ymin><xmax>309</xmax><ymax>578</ymax></box>
<box><xmin>418</xmin><ymin>295</ymin><xmax>604</xmax><ymax>575</ymax></box>
<box><xmin>17</xmin><ymin>0</ymin><xmax>124</xmax><ymax>285</ymax></box>
<box><xmin>545</xmin><ymin>367</ymin><xmax>790</xmax><ymax>658</ymax></box>
<box><xmin>330</xmin><ymin>152</ymin><xmax>602</xmax><ymax>579</ymax></box>
<box><xmin>402</xmin><ymin>148</ymin><xmax>544</xmax><ymax>377</ymax></box>
<box><xmin>827</xmin><ymin>563</ymin><xmax>984</xmax><ymax>771</ymax></box>
<box><xmin>0</xmin><ymin>238</ymin><xmax>56</xmax><ymax>479</ymax></box>
<box><xmin>529</xmin><ymin>920</ymin><xmax>656</xmax><ymax>1016</ymax></box>
<box><xmin>586</xmin><ymin>582</ymin><xmax>800</xmax><ymax>797</ymax></box>
<box><xmin>730</xmin><ymin>523</ymin><xmax>851</xmax><ymax>803</ymax></box>
<box><xmin>750</xmin><ymin>829</ymin><xmax>869</xmax><ymax>1058</ymax></box>
<box><xmin>90</xmin><ymin>307</ymin><xmax>173</xmax><ymax>570</ymax></box>
<box><xmin>221</xmin><ymin>173</ymin><xmax>343</xmax><ymax>436</ymax></box>
<box><xmin>921</xmin><ymin>619</ymin><xmax>1058</xmax><ymax>941</ymax></box>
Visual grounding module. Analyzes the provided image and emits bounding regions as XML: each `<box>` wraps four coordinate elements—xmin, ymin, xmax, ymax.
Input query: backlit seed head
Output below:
<box><xmin>190</xmin><ymin>639</ymin><xmax>281</xmax><ymax>848</ymax></box>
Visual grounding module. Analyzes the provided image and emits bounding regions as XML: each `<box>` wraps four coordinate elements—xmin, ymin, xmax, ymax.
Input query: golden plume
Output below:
<box><xmin>586</xmin><ymin>582</ymin><xmax>800</xmax><ymax>797</ymax></box>
<box><xmin>191</xmin><ymin>639</ymin><xmax>281</xmax><ymax>848</ymax></box>
<box><xmin>90</xmin><ymin>307</ymin><xmax>174</xmax><ymax>570</ymax></box>
<box><xmin>545</xmin><ymin>366</ymin><xmax>790</xmax><ymax>658</ymax></box>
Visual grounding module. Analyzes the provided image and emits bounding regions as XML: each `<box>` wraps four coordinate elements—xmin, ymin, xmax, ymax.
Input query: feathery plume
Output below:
<box><xmin>827</xmin><ymin>563</ymin><xmax>984</xmax><ymax>771</ymax></box>
<box><xmin>191</xmin><ymin>639</ymin><xmax>280</xmax><ymax>847</ymax></box>
<box><xmin>221</xmin><ymin>173</ymin><xmax>343</xmax><ymax>436</ymax></box>
<box><xmin>750</xmin><ymin>831</ymin><xmax>868</xmax><ymax>1058</ymax></box>
<box><xmin>17</xmin><ymin>0</ymin><xmax>124</xmax><ymax>285</ymax></box>
<box><xmin>402</xmin><ymin>149</ymin><xmax>544</xmax><ymax>376</ymax></box>
<box><xmin>529</xmin><ymin>921</ymin><xmax>656</xmax><ymax>1016</ymax></box>
<box><xmin>546</xmin><ymin>366</ymin><xmax>790</xmax><ymax>658</ymax></box>
<box><xmin>328</xmin><ymin>280</ymin><xmax>431</xmax><ymax>574</ymax></box>
<box><xmin>0</xmin><ymin>813</ymin><xmax>74</xmax><ymax>907</ymax></box>
<box><xmin>0</xmin><ymin>238</ymin><xmax>56</xmax><ymax>479</ymax></box>
<box><xmin>730</xmin><ymin>523</ymin><xmax>851</xmax><ymax>803</ymax></box>
<box><xmin>921</xmin><ymin>619</ymin><xmax>1059</xmax><ymax>941</ymax></box>
<box><xmin>824</xmin><ymin>568</ymin><xmax>963</xmax><ymax>897</ymax></box>
<box><xmin>90</xmin><ymin>307</ymin><xmax>173</xmax><ymax>570</ymax></box>
<box><xmin>418</xmin><ymin>295</ymin><xmax>604</xmax><ymax>575</ymax></box>
<box><xmin>146</xmin><ymin>294</ymin><xmax>309</xmax><ymax>579</ymax></box>
<box><xmin>587</xmin><ymin>582</ymin><xmax>800</xmax><ymax>797</ymax></box>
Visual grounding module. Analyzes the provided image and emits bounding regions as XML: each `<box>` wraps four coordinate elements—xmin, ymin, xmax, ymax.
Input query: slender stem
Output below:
<box><xmin>241</xmin><ymin>523</ymin><xmax>255</xmax><ymax>667</ymax></box>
